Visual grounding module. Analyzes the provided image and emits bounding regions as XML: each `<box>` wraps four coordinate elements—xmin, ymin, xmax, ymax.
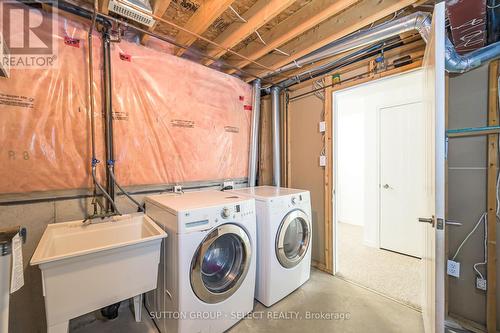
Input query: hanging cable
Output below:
<box><xmin>254</xmin><ymin>30</ymin><xmax>266</xmax><ymax>45</ymax></box>
<box><xmin>229</xmin><ymin>5</ymin><xmax>247</xmax><ymax>23</ymax></box>
<box><xmin>253</xmin><ymin>30</ymin><xmax>290</xmax><ymax>56</ymax></box>
<box><xmin>451</xmin><ymin>212</ymin><xmax>487</xmax><ymax>261</ymax></box>
<box><xmin>473</xmin><ymin>214</ymin><xmax>488</xmax><ymax>280</ymax></box>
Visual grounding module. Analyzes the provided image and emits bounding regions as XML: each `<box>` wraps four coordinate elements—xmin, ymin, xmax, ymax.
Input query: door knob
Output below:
<box><xmin>418</xmin><ymin>216</ymin><xmax>435</xmax><ymax>227</ymax></box>
<box><xmin>383</xmin><ymin>184</ymin><xmax>392</xmax><ymax>189</ymax></box>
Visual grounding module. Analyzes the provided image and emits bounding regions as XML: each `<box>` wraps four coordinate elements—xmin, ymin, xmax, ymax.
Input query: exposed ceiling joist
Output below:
<box><xmin>223</xmin><ymin>0</ymin><xmax>361</xmax><ymax>75</ymax></box>
<box><xmin>202</xmin><ymin>0</ymin><xmax>296</xmax><ymax>66</ymax></box>
<box><xmin>99</xmin><ymin>0</ymin><xmax>110</xmax><ymax>14</ymax></box>
<box><xmin>242</xmin><ymin>0</ymin><xmax>419</xmax><ymax>81</ymax></box>
<box><xmin>175</xmin><ymin>0</ymin><xmax>235</xmax><ymax>56</ymax></box>
<box><xmin>141</xmin><ymin>0</ymin><xmax>172</xmax><ymax>44</ymax></box>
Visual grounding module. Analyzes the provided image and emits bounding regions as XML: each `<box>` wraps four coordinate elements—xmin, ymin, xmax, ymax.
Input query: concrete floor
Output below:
<box><xmin>71</xmin><ymin>269</ymin><xmax>423</xmax><ymax>333</ymax></box>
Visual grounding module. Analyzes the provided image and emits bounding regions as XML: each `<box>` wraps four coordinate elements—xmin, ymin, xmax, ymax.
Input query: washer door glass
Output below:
<box><xmin>191</xmin><ymin>224</ymin><xmax>252</xmax><ymax>304</ymax></box>
<box><xmin>276</xmin><ymin>210</ymin><xmax>311</xmax><ymax>268</ymax></box>
<box><xmin>201</xmin><ymin>233</ymin><xmax>244</xmax><ymax>293</ymax></box>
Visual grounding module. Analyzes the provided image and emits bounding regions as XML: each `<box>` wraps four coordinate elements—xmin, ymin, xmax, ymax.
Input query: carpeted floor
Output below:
<box><xmin>336</xmin><ymin>222</ymin><xmax>422</xmax><ymax>310</ymax></box>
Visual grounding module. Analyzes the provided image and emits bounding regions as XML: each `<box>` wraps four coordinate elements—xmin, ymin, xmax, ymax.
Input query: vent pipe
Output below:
<box><xmin>271</xmin><ymin>86</ymin><xmax>281</xmax><ymax>187</ymax></box>
<box><xmin>445</xmin><ymin>38</ymin><xmax>500</xmax><ymax>73</ymax></box>
<box><xmin>248</xmin><ymin>79</ymin><xmax>261</xmax><ymax>187</ymax></box>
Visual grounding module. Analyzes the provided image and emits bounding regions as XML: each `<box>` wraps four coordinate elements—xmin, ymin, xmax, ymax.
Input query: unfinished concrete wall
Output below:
<box><xmin>288</xmin><ymin>88</ymin><xmax>326</xmax><ymax>266</ymax></box>
<box><xmin>447</xmin><ymin>63</ymin><xmax>500</xmax><ymax>328</ymax></box>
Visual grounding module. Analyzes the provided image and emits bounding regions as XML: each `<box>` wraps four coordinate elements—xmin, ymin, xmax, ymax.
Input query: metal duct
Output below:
<box><xmin>271</xmin><ymin>86</ymin><xmax>281</xmax><ymax>187</ymax></box>
<box><xmin>266</xmin><ymin>12</ymin><xmax>431</xmax><ymax>81</ymax></box>
<box><xmin>248</xmin><ymin>79</ymin><xmax>261</xmax><ymax>187</ymax></box>
<box><xmin>445</xmin><ymin>38</ymin><xmax>500</xmax><ymax>73</ymax></box>
<box><xmin>265</xmin><ymin>10</ymin><xmax>500</xmax><ymax>86</ymax></box>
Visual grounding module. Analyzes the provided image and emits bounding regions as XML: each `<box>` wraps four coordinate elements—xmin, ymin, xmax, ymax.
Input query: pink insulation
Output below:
<box><xmin>0</xmin><ymin>2</ymin><xmax>253</xmax><ymax>194</ymax></box>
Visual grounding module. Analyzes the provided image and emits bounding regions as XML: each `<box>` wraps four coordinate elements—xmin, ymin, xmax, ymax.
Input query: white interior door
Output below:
<box><xmin>421</xmin><ymin>3</ymin><xmax>446</xmax><ymax>333</ymax></box>
<box><xmin>379</xmin><ymin>102</ymin><xmax>426</xmax><ymax>258</ymax></box>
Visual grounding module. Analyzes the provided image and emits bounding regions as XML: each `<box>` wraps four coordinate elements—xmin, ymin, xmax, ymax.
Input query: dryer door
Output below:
<box><xmin>190</xmin><ymin>223</ymin><xmax>252</xmax><ymax>304</ymax></box>
<box><xmin>276</xmin><ymin>210</ymin><xmax>311</xmax><ymax>268</ymax></box>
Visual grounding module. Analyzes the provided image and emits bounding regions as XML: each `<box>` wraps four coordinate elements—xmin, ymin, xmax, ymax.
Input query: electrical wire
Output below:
<box><xmin>473</xmin><ymin>214</ymin><xmax>487</xmax><ymax>280</ymax></box>
<box><xmin>253</xmin><ymin>30</ymin><xmax>290</xmax><ymax>56</ymax></box>
<box><xmin>229</xmin><ymin>5</ymin><xmax>247</xmax><ymax>23</ymax></box>
<box><xmin>451</xmin><ymin>212</ymin><xmax>486</xmax><ymax>261</ymax></box>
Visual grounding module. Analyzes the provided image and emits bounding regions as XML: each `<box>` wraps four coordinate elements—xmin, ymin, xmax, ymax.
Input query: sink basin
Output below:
<box><xmin>31</xmin><ymin>213</ymin><xmax>167</xmax><ymax>333</ymax></box>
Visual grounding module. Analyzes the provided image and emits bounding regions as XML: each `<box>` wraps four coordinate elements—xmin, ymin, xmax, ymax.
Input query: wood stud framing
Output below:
<box><xmin>486</xmin><ymin>60</ymin><xmax>498</xmax><ymax>333</ymax></box>
<box><xmin>323</xmin><ymin>76</ymin><xmax>334</xmax><ymax>273</ymax></box>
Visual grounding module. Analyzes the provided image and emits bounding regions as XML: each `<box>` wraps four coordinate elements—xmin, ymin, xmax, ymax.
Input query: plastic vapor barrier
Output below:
<box><xmin>0</xmin><ymin>2</ymin><xmax>253</xmax><ymax>194</ymax></box>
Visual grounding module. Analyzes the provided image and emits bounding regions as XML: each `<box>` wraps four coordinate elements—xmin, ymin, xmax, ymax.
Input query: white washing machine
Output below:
<box><xmin>229</xmin><ymin>186</ymin><xmax>312</xmax><ymax>307</ymax></box>
<box><xmin>144</xmin><ymin>190</ymin><xmax>256</xmax><ymax>333</ymax></box>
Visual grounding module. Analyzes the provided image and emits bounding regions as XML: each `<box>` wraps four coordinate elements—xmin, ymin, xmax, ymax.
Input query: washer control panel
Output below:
<box><xmin>180</xmin><ymin>200</ymin><xmax>255</xmax><ymax>233</ymax></box>
<box><xmin>221</xmin><ymin>207</ymin><xmax>231</xmax><ymax>219</ymax></box>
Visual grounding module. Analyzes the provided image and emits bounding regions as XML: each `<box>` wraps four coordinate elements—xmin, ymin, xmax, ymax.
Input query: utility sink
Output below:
<box><xmin>31</xmin><ymin>213</ymin><xmax>167</xmax><ymax>333</ymax></box>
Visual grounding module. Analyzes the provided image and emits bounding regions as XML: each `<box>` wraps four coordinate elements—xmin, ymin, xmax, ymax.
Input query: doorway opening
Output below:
<box><xmin>333</xmin><ymin>69</ymin><xmax>427</xmax><ymax>311</ymax></box>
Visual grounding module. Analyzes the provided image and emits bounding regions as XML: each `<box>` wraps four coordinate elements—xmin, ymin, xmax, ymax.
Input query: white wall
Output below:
<box><xmin>334</xmin><ymin>69</ymin><xmax>424</xmax><ymax>247</ymax></box>
<box><xmin>337</xmin><ymin>104</ymin><xmax>365</xmax><ymax>226</ymax></box>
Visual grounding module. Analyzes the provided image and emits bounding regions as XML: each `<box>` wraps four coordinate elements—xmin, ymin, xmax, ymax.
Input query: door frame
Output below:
<box><xmin>331</xmin><ymin>69</ymin><xmax>423</xmax><ymax>274</ymax></box>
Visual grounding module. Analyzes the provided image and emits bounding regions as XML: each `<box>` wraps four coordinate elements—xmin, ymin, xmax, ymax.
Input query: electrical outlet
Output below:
<box><xmin>174</xmin><ymin>185</ymin><xmax>183</xmax><ymax>194</ymax></box>
<box><xmin>447</xmin><ymin>260</ymin><xmax>460</xmax><ymax>278</ymax></box>
<box><xmin>319</xmin><ymin>121</ymin><xmax>326</xmax><ymax>133</ymax></box>
<box><xmin>319</xmin><ymin>155</ymin><xmax>327</xmax><ymax>167</ymax></box>
<box><xmin>476</xmin><ymin>277</ymin><xmax>487</xmax><ymax>291</ymax></box>
<box><xmin>223</xmin><ymin>181</ymin><xmax>234</xmax><ymax>189</ymax></box>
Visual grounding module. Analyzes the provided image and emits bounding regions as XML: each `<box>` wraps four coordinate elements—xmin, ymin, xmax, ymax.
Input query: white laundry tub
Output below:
<box><xmin>30</xmin><ymin>213</ymin><xmax>167</xmax><ymax>333</ymax></box>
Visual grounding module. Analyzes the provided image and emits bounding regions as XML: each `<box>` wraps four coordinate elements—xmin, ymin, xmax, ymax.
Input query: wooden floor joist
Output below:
<box><xmin>99</xmin><ymin>0</ymin><xmax>110</xmax><ymax>15</ymax></box>
<box><xmin>242</xmin><ymin>0</ymin><xmax>419</xmax><ymax>81</ymax></box>
<box><xmin>174</xmin><ymin>0</ymin><xmax>235</xmax><ymax>56</ymax></box>
<box><xmin>223</xmin><ymin>0</ymin><xmax>360</xmax><ymax>75</ymax></box>
<box><xmin>140</xmin><ymin>0</ymin><xmax>172</xmax><ymax>44</ymax></box>
<box><xmin>202</xmin><ymin>0</ymin><xmax>296</xmax><ymax>66</ymax></box>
